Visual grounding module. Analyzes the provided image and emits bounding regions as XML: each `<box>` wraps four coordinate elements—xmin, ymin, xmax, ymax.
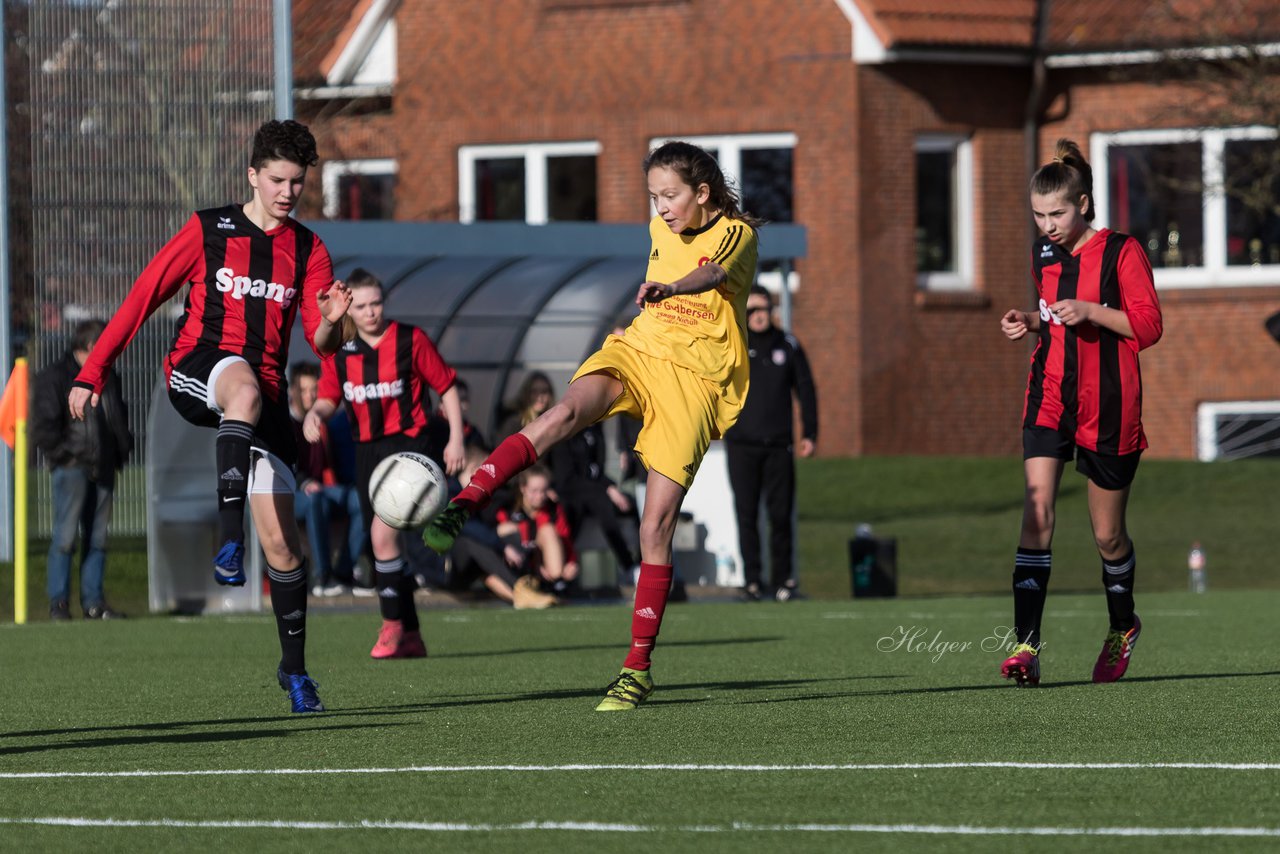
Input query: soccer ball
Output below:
<box><xmin>369</xmin><ymin>452</ymin><xmax>449</xmax><ymax>530</ymax></box>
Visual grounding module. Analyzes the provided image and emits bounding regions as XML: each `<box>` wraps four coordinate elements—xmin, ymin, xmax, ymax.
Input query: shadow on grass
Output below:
<box><xmin>0</xmin><ymin>721</ymin><xmax>407</xmax><ymax>757</ymax></box>
<box><xmin>731</xmin><ymin>669</ymin><xmax>1280</xmax><ymax>703</ymax></box>
<box><xmin>433</xmin><ymin>635</ymin><xmax>786</xmax><ymax>659</ymax></box>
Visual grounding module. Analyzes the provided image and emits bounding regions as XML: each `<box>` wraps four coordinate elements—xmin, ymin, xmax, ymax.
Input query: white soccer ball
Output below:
<box><xmin>369</xmin><ymin>452</ymin><xmax>449</xmax><ymax>531</ymax></box>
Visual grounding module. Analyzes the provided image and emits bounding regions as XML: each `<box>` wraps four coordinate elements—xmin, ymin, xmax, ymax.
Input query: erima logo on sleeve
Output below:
<box><xmin>217</xmin><ymin>216</ymin><xmax>236</xmax><ymax>231</ymax></box>
<box><xmin>214</xmin><ymin>267</ymin><xmax>298</xmax><ymax>307</ymax></box>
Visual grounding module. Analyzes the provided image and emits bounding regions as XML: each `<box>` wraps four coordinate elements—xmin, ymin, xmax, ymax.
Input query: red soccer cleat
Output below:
<box><xmin>1000</xmin><ymin>643</ymin><xmax>1041</xmax><ymax>688</ymax></box>
<box><xmin>1092</xmin><ymin>615</ymin><xmax>1141</xmax><ymax>684</ymax></box>
<box><xmin>396</xmin><ymin>630</ymin><xmax>428</xmax><ymax>659</ymax></box>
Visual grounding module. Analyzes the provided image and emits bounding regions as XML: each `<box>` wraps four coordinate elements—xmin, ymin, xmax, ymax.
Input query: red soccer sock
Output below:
<box><xmin>454</xmin><ymin>432</ymin><xmax>537</xmax><ymax>513</ymax></box>
<box><xmin>623</xmin><ymin>562</ymin><xmax>674</xmax><ymax>671</ymax></box>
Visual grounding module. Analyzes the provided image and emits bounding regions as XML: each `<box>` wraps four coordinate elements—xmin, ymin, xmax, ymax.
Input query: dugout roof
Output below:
<box><xmin>295</xmin><ymin>220</ymin><xmax>807</xmax><ymax>441</ymax></box>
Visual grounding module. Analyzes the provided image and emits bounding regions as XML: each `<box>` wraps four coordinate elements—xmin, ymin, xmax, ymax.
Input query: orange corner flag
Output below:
<box><xmin>0</xmin><ymin>358</ymin><xmax>29</xmax><ymax>450</ymax></box>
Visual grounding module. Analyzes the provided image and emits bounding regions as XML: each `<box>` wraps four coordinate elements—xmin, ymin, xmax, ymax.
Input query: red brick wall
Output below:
<box><xmin>300</xmin><ymin>2</ymin><xmax>1280</xmax><ymax>460</ymax></box>
<box><xmin>855</xmin><ymin>64</ymin><xmax>1032</xmax><ymax>456</ymax></box>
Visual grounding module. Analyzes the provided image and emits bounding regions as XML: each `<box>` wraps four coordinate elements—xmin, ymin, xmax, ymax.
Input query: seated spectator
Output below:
<box><xmin>548</xmin><ymin>422</ymin><xmax>639</xmax><ymax>584</ymax></box>
<box><xmin>288</xmin><ymin>362</ymin><xmax>366</xmax><ymax>595</ymax></box>
<box><xmin>496</xmin><ymin>371</ymin><xmax>555</xmax><ymax>443</ymax></box>
<box><xmin>447</xmin><ymin>447</ymin><xmax>557</xmax><ymax>609</ymax></box>
<box><xmin>496</xmin><ymin>464</ymin><xmax>579</xmax><ymax>597</ymax></box>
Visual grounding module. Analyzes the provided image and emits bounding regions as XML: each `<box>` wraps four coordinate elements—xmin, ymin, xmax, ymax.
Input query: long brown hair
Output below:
<box><xmin>644</xmin><ymin>141</ymin><xmax>763</xmax><ymax>229</ymax></box>
<box><xmin>1030</xmin><ymin>138</ymin><xmax>1095</xmax><ymax>222</ymax></box>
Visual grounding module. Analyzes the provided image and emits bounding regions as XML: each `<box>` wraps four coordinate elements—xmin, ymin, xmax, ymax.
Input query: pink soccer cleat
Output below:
<box><xmin>370</xmin><ymin>619</ymin><xmax>404</xmax><ymax>659</ymax></box>
<box><xmin>1000</xmin><ymin>643</ymin><xmax>1041</xmax><ymax>688</ymax></box>
<box><xmin>1092</xmin><ymin>615</ymin><xmax>1141</xmax><ymax>683</ymax></box>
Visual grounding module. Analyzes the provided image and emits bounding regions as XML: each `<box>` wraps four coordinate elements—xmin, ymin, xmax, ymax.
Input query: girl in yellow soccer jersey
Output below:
<box><xmin>424</xmin><ymin>140</ymin><xmax>760</xmax><ymax>710</ymax></box>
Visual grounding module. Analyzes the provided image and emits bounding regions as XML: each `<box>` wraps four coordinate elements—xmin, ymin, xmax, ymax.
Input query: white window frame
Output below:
<box><xmin>322</xmin><ymin>158</ymin><xmax>397</xmax><ymax>220</ymax></box>
<box><xmin>1092</xmin><ymin>126</ymin><xmax>1280</xmax><ymax>289</ymax></box>
<box><xmin>1197</xmin><ymin>400</ymin><xmax>1280</xmax><ymax>461</ymax></box>
<box><xmin>458</xmin><ymin>141</ymin><xmax>602</xmax><ymax>224</ymax></box>
<box><xmin>647</xmin><ymin>132</ymin><xmax>799</xmax><ymax>291</ymax></box>
<box><xmin>649</xmin><ymin>131</ymin><xmax>798</xmax><ymax>209</ymax></box>
<box><xmin>914</xmin><ymin>134</ymin><xmax>974</xmax><ymax>291</ymax></box>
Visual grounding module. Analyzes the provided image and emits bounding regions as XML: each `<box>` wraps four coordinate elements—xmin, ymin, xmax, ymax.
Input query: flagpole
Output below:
<box><xmin>13</xmin><ymin>358</ymin><xmax>25</xmax><ymax>624</ymax></box>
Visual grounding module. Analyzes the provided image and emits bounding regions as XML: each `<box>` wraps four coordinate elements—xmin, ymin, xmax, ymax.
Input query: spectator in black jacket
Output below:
<box><xmin>29</xmin><ymin>319</ymin><xmax>134</xmax><ymax>620</ymax></box>
<box><xmin>724</xmin><ymin>285</ymin><xmax>818</xmax><ymax>601</ymax></box>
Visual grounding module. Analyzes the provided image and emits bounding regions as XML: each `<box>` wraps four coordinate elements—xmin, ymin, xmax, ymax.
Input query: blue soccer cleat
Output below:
<box><xmin>213</xmin><ymin>540</ymin><xmax>246</xmax><ymax>587</ymax></box>
<box><xmin>277</xmin><ymin>668</ymin><xmax>326</xmax><ymax>713</ymax></box>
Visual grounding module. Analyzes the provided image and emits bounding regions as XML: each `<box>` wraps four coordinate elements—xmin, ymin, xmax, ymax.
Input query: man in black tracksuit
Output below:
<box><xmin>724</xmin><ymin>285</ymin><xmax>818</xmax><ymax>601</ymax></box>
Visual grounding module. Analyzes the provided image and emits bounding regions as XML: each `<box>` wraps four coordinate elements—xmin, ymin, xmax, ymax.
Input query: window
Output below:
<box><xmin>323</xmin><ymin>159</ymin><xmax>397</xmax><ymax>220</ymax></box>
<box><xmin>648</xmin><ymin>133</ymin><xmax>798</xmax><ymax>292</ymax></box>
<box><xmin>1093</xmin><ymin>127</ymin><xmax>1280</xmax><ymax>287</ymax></box>
<box><xmin>459</xmin><ymin>142</ymin><xmax>600</xmax><ymax>224</ymax></box>
<box><xmin>651</xmin><ymin>133</ymin><xmax>796</xmax><ymax>223</ymax></box>
<box><xmin>915</xmin><ymin>135</ymin><xmax>974</xmax><ymax>290</ymax></box>
<box><xmin>1197</xmin><ymin>401</ymin><xmax>1280</xmax><ymax>461</ymax></box>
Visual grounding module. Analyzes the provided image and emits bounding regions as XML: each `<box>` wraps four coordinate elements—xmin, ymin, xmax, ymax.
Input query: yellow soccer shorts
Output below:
<box><xmin>573</xmin><ymin>336</ymin><xmax>717</xmax><ymax>490</ymax></box>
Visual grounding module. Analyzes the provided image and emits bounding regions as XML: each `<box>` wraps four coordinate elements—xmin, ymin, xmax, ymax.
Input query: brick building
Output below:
<box><xmin>293</xmin><ymin>0</ymin><xmax>1280</xmax><ymax>460</ymax></box>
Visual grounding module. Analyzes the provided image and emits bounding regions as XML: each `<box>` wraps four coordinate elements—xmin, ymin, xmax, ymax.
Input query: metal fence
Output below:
<box><xmin>20</xmin><ymin>0</ymin><xmax>276</xmax><ymax>536</ymax></box>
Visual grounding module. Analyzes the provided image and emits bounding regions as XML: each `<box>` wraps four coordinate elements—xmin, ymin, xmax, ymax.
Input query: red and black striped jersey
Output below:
<box><xmin>1023</xmin><ymin>228</ymin><xmax>1163</xmax><ymax>454</ymax></box>
<box><xmin>496</xmin><ymin>503</ymin><xmax>578</xmax><ymax>566</ymax></box>
<box><xmin>317</xmin><ymin>320</ymin><xmax>457</xmax><ymax>443</ymax></box>
<box><xmin>74</xmin><ymin>204</ymin><xmax>334</xmax><ymax>401</ymax></box>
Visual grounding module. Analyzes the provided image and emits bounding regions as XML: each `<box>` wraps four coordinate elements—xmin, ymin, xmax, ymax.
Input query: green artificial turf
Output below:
<box><xmin>6</xmin><ymin>455</ymin><xmax>1279</xmax><ymax>621</ymax></box>
<box><xmin>1</xmin><ymin>591</ymin><xmax>1277</xmax><ymax>852</ymax></box>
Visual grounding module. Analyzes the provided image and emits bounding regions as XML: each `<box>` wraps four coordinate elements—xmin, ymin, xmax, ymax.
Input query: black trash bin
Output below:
<box><xmin>849</xmin><ymin>532</ymin><xmax>897</xmax><ymax>598</ymax></box>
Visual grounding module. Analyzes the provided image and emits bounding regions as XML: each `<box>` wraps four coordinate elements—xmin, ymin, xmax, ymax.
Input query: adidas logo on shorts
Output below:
<box><xmin>220</xmin><ymin>467</ymin><xmax>245</xmax><ymax>481</ymax></box>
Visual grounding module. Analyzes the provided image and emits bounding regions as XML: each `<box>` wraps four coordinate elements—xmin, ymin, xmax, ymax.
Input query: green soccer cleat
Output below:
<box><xmin>595</xmin><ymin>667</ymin><xmax>654</xmax><ymax>711</ymax></box>
<box><xmin>422</xmin><ymin>503</ymin><xmax>470</xmax><ymax>554</ymax></box>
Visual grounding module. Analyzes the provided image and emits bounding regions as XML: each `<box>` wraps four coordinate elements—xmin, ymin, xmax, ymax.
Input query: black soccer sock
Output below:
<box><xmin>216</xmin><ymin>420</ymin><xmax>254</xmax><ymax>544</ymax></box>
<box><xmin>398</xmin><ymin>572</ymin><xmax>420</xmax><ymax>633</ymax></box>
<box><xmin>269</xmin><ymin>559</ymin><xmax>309</xmax><ymax>675</ymax></box>
<box><xmin>1012</xmin><ymin>547</ymin><xmax>1051</xmax><ymax>648</ymax></box>
<box><xmin>1102</xmin><ymin>547</ymin><xmax>1137</xmax><ymax>632</ymax></box>
<box><xmin>375</xmin><ymin>557</ymin><xmax>405</xmax><ymax>622</ymax></box>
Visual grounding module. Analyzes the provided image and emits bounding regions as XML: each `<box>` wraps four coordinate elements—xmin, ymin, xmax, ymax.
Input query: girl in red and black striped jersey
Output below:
<box><xmin>496</xmin><ymin>465</ymin><xmax>580</xmax><ymax>597</ymax></box>
<box><xmin>68</xmin><ymin>120</ymin><xmax>352</xmax><ymax>713</ymax></box>
<box><xmin>305</xmin><ymin>269</ymin><xmax>465</xmax><ymax>660</ymax></box>
<box><xmin>998</xmin><ymin>139</ymin><xmax>1163</xmax><ymax>688</ymax></box>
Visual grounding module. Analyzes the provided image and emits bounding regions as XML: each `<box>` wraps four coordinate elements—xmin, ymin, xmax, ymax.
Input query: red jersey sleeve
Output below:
<box><xmin>1118</xmin><ymin>238</ymin><xmax>1162</xmax><ymax>351</ymax></box>
<box><xmin>298</xmin><ymin>236</ymin><xmax>335</xmax><ymax>356</ymax></box>
<box><xmin>554</xmin><ymin>505</ymin><xmax>578</xmax><ymax>565</ymax></box>
<box><xmin>317</xmin><ymin>353</ymin><xmax>343</xmax><ymax>406</ymax></box>
<box><xmin>413</xmin><ymin>327</ymin><xmax>457</xmax><ymax>394</ymax></box>
<box><xmin>74</xmin><ymin>214</ymin><xmax>204</xmax><ymax>394</ymax></box>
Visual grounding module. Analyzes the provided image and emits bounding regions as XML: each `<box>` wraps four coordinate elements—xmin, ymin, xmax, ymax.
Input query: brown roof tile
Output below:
<box><xmin>854</xmin><ymin>0</ymin><xmax>1038</xmax><ymax>49</ymax></box>
<box><xmin>853</xmin><ymin>0</ymin><xmax>1280</xmax><ymax>53</ymax></box>
<box><xmin>293</xmin><ymin>0</ymin><xmax>363</xmax><ymax>84</ymax></box>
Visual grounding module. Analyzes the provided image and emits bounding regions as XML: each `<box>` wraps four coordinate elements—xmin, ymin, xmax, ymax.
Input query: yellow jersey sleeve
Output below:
<box><xmin>619</xmin><ymin>214</ymin><xmax>759</xmax><ymax>436</ymax></box>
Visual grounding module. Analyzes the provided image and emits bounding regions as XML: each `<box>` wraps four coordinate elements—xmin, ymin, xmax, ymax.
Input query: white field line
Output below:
<box><xmin>3</xmin><ymin>761</ymin><xmax>1280</xmax><ymax>780</ymax></box>
<box><xmin>0</xmin><ymin>817</ymin><xmax>1277</xmax><ymax>837</ymax></box>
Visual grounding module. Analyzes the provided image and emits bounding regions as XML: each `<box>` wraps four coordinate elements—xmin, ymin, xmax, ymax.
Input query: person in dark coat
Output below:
<box><xmin>29</xmin><ymin>319</ymin><xmax>134</xmax><ymax>619</ymax></box>
<box><xmin>723</xmin><ymin>285</ymin><xmax>818</xmax><ymax>601</ymax></box>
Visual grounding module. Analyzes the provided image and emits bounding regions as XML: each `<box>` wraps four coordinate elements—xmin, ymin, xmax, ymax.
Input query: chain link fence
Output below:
<box><xmin>16</xmin><ymin>0</ymin><xmax>277</xmax><ymax>536</ymax></box>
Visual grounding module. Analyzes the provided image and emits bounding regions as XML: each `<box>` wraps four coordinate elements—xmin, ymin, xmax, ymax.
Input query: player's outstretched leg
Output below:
<box><xmin>423</xmin><ymin>433</ymin><xmax>538</xmax><ymax>553</ymax></box>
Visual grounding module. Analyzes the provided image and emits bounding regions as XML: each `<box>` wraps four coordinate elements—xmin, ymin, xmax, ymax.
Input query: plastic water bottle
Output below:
<box><xmin>1187</xmin><ymin>542</ymin><xmax>1206</xmax><ymax>593</ymax></box>
<box><xmin>715</xmin><ymin>550</ymin><xmax>736</xmax><ymax>586</ymax></box>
